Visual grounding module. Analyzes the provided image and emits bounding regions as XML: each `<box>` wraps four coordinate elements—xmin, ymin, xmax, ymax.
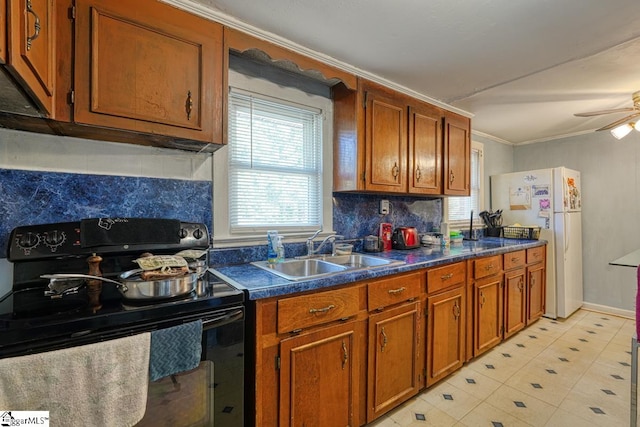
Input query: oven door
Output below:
<box><xmin>136</xmin><ymin>307</ymin><xmax>245</xmax><ymax>427</ymax></box>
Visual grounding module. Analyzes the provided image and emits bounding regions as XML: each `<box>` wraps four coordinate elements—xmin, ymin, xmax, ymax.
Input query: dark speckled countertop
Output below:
<box><xmin>211</xmin><ymin>238</ymin><xmax>546</xmax><ymax>300</ymax></box>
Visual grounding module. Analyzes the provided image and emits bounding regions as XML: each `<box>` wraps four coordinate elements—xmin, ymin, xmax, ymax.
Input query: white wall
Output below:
<box><xmin>514</xmin><ymin>130</ymin><xmax>640</xmax><ymax>313</ymax></box>
<box><xmin>473</xmin><ymin>133</ymin><xmax>514</xmax><ymax>211</ymax></box>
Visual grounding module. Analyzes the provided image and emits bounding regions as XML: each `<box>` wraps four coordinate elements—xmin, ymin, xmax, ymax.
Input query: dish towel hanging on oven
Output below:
<box><xmin>0</xmin><ymin>333</ymin><xmax>151</xmax><ymax>427</ymax></box>
<box><xmin>149</xmin><ymin>319</ymin><xmax>203</xmax><ymax>382</ymax></box>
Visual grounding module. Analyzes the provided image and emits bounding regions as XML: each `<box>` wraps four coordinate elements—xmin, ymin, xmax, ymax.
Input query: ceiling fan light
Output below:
<box><xmin>611</xmin><ymin>123</ymin><xmax>633</xmax><ymax>139</ymax></box>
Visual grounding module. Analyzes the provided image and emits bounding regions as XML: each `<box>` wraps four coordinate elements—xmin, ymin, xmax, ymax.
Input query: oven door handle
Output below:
<box><xmin>200</xmin><ymin>309</ymin><xmax>244</xmax><ymax>330</ymax></box>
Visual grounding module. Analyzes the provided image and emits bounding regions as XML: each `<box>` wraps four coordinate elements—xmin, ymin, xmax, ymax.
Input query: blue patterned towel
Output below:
<box><xmin>149</xmin><ymin>320</ymin><xmax>203</xmax><ymax>382</ymax></box>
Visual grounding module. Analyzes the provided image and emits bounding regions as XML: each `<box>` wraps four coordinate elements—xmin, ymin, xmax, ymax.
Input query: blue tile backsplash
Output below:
<box><xmin>0</xmin><ymin>168</ymin><xmax>212</xmax><ymax>258</ymax></box>
<box><xmin>332</xmin><ymin>193</ymin><xmax>442</xmax><ymax>237</ymax></box>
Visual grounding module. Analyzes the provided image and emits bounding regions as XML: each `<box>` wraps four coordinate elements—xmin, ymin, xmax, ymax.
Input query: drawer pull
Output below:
<box><xmin>484</xmin><ymin>264</ymin><xmax>495</xmax><ymax>271</ymax></box>
<box><xmin>441</xmin><ymin>273</ymin><xmax>454</xmax><ymax>281</ymax></box>
<box><xmin>341</xmin><ymin>340</ymin><xmax>348</xmax><ymax>369</ymax></box>
<box><xmin>380</xmin><ymin>327</ymin><xmax>388</xmax><ymax>352</ymax></box>
<box><xmin>309</xmin><ymin>304</ymin><xmax>335</xmax><ymax>314</ymax></box>
<box><xmin>387</xmin><ymin>287</ymin><xmax>406</xmax><ymax>295</ymax></box>
<box><xmin>511</xmin><ymin>257</ymin><xmax>519</xmax><ymax>262</ymax></box>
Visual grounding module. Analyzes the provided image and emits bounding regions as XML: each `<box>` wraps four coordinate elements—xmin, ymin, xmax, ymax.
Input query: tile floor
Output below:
<box><xmin>370</xmin><ymin>309</ymin><xmax>635</xmax><ymax>426</ymax></box>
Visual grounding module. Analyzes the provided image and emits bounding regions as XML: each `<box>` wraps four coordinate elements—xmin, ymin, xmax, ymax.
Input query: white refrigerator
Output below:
<box><xmin>490</xmin><ymin>167</ymin><xmax>583</xmax><ymax>319</ymax></box>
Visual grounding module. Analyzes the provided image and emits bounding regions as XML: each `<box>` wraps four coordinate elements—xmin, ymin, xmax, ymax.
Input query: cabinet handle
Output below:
<box><xmin>441</xmin><ymin>273</ymin><xmax>454</xmax><ymax>281</ymax></box>
<box><xmin>185</xmin><ymin>91</ymin><xmax>193</xmax><ymax>120</ymax></box>
<box><xmin>391</xmin><ymin>162</ymin><xmax>399</xmax><ymax>180</ymax></box>
<box><xmin>453</xmin><ymin>301</ymin><xmax>461</xmax><ymax>319</ymax></box>
<box><xmin>484</xmin><ymin>264</ymin><xmax>495</xmax><ymax>271</ymax></box>
<box><xmin>518</xmin><ymin>278</ymin><xmax>524</xmax><ymax>292</ymax></box>
<box><xmin>529</xmin><ymin>273</ymin><xmax>535</xmax><ymax>287</ymax></box>
<box><xmin>341</xmin><ymin>340</ymin><xmax>348</xmax><ymax>369</ymax></box>
<box><xmin>415</xmin><ymin>165</ymin><xmax>422</xmax><ymax>182</ymax></box>
<box><xmin>380</xmin><ymin>327</ymin><xmax>388</xmax><ymax>352</ymax></box>
<box><xmin>449</xmin><ymin>170</ymin><xmax>455</xmax><ymax>184</ymax></box>
<box><xmin>387</xmin><ymin>287</ymin><xmax>406</xmax><ymax>295</ymax></box>
<box><xmin>309</xmin><ymin>304</ymin><xmax>335</xmax><ymax>314</ymax></box>
<box><xmin>511</xmin><ymin>257</ymin><xmax>519</xmax><ymax>263</ymax></box>
<box><xmin>26</xmin><ymin>0</ymin><xmax>41</xmax><ymax>51</ymax></box>
<box><xmin>480</xmin><ymin>291</ymin><xmax>486</xmax><ymax>308</ymax></box>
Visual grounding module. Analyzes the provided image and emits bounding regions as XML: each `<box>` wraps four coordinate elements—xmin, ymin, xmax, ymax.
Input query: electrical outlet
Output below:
<box><xmin>380</xmin><ymin>199</ymin><xmax>390</xmax><ymax>215</ymax></box>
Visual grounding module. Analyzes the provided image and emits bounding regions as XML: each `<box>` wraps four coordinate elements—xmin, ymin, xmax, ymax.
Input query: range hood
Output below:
<box><xmin>0</xmin><ymin>67</ymin><xmax>43</xmax><ymax>118</ymax></box>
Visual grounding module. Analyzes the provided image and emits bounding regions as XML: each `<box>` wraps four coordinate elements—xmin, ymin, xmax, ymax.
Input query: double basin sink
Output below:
<box><xmin>251</xmin><ymin>254</ymin><xmax>405</xmax><ymax>281</ymax></box>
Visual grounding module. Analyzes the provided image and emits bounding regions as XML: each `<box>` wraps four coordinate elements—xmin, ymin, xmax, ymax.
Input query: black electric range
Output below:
<box><xmin>0</xmin><ymin>218</ymin><xmax>244</xmax><ymax>358</ymax></box>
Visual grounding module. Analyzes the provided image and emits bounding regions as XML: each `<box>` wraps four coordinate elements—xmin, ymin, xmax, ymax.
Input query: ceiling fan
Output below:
<box><xmin>574</xmin><ymin>90</ymin><xmax>640</xmax><ymax>133</ymax></box>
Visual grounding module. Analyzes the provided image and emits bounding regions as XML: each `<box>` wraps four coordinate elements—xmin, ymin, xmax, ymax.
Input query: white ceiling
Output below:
<box><xmin>181</xmin><ymin>0</ymin><xmax>640</xmax><ymax>145</ymax></box>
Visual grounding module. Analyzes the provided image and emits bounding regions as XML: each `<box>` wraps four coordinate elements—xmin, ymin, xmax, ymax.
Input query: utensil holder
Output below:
<box><xmin>485</xmin><ymin>227</ymin><xmax>503</xmax><ymax>237</ymax></box>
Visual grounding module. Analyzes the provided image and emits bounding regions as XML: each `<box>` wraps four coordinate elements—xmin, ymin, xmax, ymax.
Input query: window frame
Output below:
<box><xmin>212</xmin><ymin>70</ymin><xmax>334</xmax><ymax>247</ymax></box>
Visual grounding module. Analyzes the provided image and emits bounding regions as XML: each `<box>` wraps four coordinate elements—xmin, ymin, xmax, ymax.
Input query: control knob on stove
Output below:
<box><xmin>17</xmin><ymin>232</ymin><xmax>40</xmax><ymax>249</ymax></box>
<box><xmin>43</xmin><ymin>230</ymin><xmax>66</xmax><ymax>251</ymax></box>
<box><xmin>193</xmin><ymin>228</ymin><xmax>203</xmax><ymax>240</ymax></box>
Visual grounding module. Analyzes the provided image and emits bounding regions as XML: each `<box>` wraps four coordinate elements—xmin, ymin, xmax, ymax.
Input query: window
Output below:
<box><xmin>447</xmin><ymin>141</ymin><xmax>484</xmax><ymax>226</ymax></box>
<box><xmin>213</xmin><ymin>70</ymin><xmax>333</xmax><ymax>246</ymax></box>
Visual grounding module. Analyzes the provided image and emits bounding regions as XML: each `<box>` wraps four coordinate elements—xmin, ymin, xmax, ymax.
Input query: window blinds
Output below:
<box><xmin>228</xmin><ymin>90</ymin><xmax>323</xmax><ymax>231</ymax></box>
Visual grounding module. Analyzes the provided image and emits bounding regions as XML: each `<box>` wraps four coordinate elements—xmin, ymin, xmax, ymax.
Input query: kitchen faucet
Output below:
<box><xmin>306</xmin><ymin>228</ymin><xmax>344</xmax><ymax>257</ymax></box>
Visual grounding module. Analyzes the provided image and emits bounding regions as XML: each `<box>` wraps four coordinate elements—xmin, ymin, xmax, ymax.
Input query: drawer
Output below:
<box><xmin>474</xmin><ymin>255</ymin><xmax>502</xmax><ymax>279</ymax></box>
<box><xmin>527</xmin><ymin>246</ymin><xmax>545</xmax><ymax>264</ymax></box>
<box><xmin>426</xmin><ymin>262</ymin><xmax>466</xmax><ymax>294</ymax></box>
<box><xmin>368</xmin><ymin>271</ymin><xmax>422</xmax><ymax>310</ymax></box>
<box><xmin>504</xmin><ymin>250</ymin><xmax>526</xmax><ymax>270</ymax></box>
<box><xmin>277</xmin><ymin>286</ymin><xmax>360</xmax><ymax>333</ymax></box>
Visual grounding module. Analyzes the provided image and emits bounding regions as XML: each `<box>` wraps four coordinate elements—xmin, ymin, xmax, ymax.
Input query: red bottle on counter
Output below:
<box><xmin>379</xmin><ymin>223</ymin><xmax>393</xmax><ymax>251</ymax></box>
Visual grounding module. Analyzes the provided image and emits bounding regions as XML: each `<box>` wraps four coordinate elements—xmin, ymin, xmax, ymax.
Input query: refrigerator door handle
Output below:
<box><xmin>564</xmin><ymin>212</ymin><xmax>570</xmax><ymax>256</ymax></box>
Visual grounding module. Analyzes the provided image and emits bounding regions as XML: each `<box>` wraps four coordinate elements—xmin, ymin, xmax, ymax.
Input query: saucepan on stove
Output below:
<box><xmin>42</xmin><ymin>270</ymin><xmax>200</xmax><ymax>300</ymax></box>
<box><xmin>41</xmin><ymin>252</ymin><xmax>207</xmax><ymax>300</ymax></box>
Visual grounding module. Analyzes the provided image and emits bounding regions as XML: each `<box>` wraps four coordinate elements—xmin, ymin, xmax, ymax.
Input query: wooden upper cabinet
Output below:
<box><xmin>73</xmin><ymin>0</ymin><xmax>223</xmax><ymax>143</ymax></box>
<box><xmin>6</xmin><ymin>0</ymin><xmax>55</xmax><ymax>115</ymax></box>
<box><xmin>409</xmin><ymin>101</ymin><xmax>442</xmax><ymax>194</ymax></box>
<box><xmin>365</xmin><ymin>84</ymin><xmax>407</xmax><ymax>193</ymax></box>
<box><xmin>443</xmin><ymin>111</ymin><xmax>471</xmax><ymax>195</ymax></box>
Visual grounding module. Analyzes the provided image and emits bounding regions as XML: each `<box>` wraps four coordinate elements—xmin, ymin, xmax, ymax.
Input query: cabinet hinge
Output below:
<box><xmin>361</xmin><ymin>171</ymin><xmax>366</xmax><ymax>182</ymax></box>
<box><xmin>69</xmin><ymin>6</ymin><xmax>76</xmax><ymax>20</ymax></box>
<box><xmin>424</xmin><ymin>307</ymin><xmax>429</xmax><ymax>317</ymax></box>
<box><xmin>275</xmin><ymin>355</ymin><xmax>281</xmax><ymax>370</ymax></box>
<box><xmin>68</xmin><ymin>90</ymin><xmax>75</xmax><ymax>105</ymax></box>
<box><xmin>363</xmin><ymin>91</ymin><xmax>368</xmax><ymax>109</ymax></box>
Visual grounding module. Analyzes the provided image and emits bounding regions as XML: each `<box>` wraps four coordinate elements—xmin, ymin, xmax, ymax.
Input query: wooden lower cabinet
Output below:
<box><xmin>279</xmin><ymin>319</ymin><xmax>365</xmax><ymax>427</ymax></box>
<box><xmin>367</xmin><ymin>301</ymin><xmax>421</xmax><ymax>421</ymax></box>
<box><xmin>473</xmin><ymin>275</ymin><xmax>503</xmax><ymax>357</ymax></box>
<box><xmin>527</xmin><ymin>262</ymin><xmax>545</xmax><ymax>323</ymax></box>
<box><xmin>504</xmin><ymin>267</ymin><xmax>527</xmax><ymax>338</ymax></box>
<box><xmin>426</xmin><ymin>286</ymin><xmax>465</xmax><ymax>386</ymax></box>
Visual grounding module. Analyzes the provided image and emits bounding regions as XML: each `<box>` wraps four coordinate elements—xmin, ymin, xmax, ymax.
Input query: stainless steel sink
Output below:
<box><xmin>252</xmin><ymin>253</ymin><xmax>405</xmax><ymax>281</ymax></box>
<box><xmin>251</xmin><ymin>258</ymin><xmax>348</xmax><ymax>281</ymax></box>
<box><xmin>320</xmin><ymin>254</ymin><xmax>404</xmax><ymax>269</ymax></box>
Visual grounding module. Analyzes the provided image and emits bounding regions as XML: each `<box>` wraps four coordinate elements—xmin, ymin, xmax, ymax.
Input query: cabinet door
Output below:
<box><xmin>527</xmin><ymin>264</ymin><xmax>545</xmax><ymax>323</ymax></box>
<box><xmin>6</xmin><ymin>0</ymin><xmax>54</xmax><ymax>115</ymax></box>
<box><xmin>408</xmin><ymin>102</ymin><xmax>442</xmax><ymax>194</ymax></box>
<box><xmin>74</xmin><ymin>0</ymin><xmax>222</xmax><ymax>143</ymax></box>
<box><xmin>426</xmin><ymin>286</ymin><xmax>465</xmax><ymax>386</ymax></box>
<box><xmin>473</xmin><ymin>276</ymin><xmax>503</xmax><ymax>357</ymax></box>
<box><xmin>504</xmin><ymin>268</ymin><xmax>526</xmax><ymax>339</ymax></box>
<box><xmin>367</xmin><ymin>302</ymin><xmax>421</xmax><ymax>422</ymax></box>
<box><xmin>443</xmin><ymin>111</ymin><xmax>470</xmax><ymax>195</ymax></box>
<box><xmin>364</xmin><ymin>88</ymin><xmax>407</xmax><ymax>192</ymax></box>
<box><xmin>280</xmin><ymin>321</ymin><xmax>362</xmax><ymax>427</ymax></box>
